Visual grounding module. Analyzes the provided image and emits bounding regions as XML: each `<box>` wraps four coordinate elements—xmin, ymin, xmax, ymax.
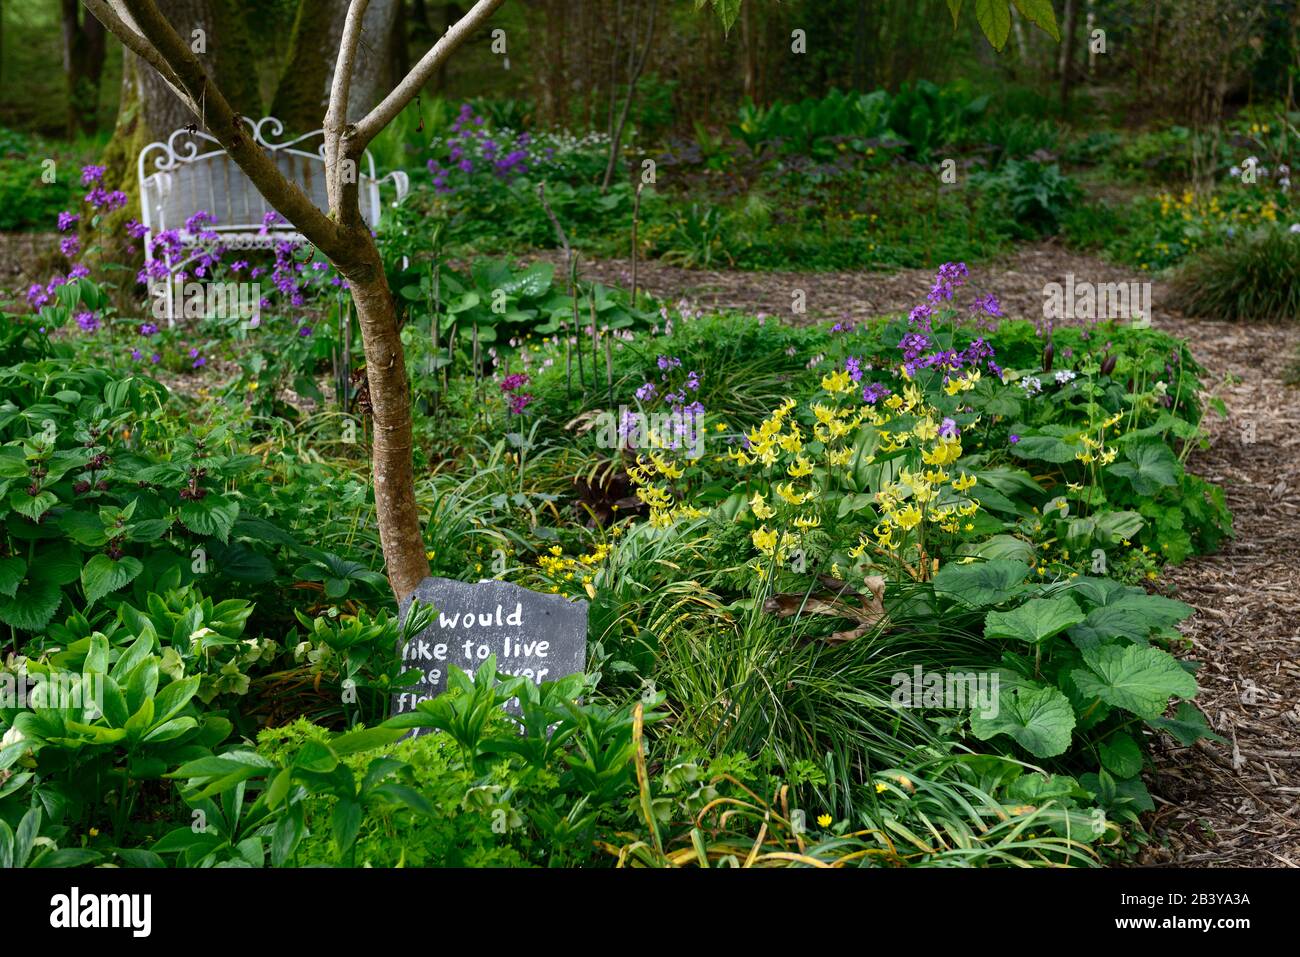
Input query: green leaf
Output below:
<box><xmin>973</xmin><ymin>0</ymin><xmax>1012</xmax><ymax>50</ymax></box>
<box><xmin>1009</xmin><ymin>432</ymin><xmax>1080</xmax><ymax>464</ymax></box>
<box><xmin>1012</xmin><ymin>0</ymin><xmax>1060</xmax><ymax>41</ymax></box>
<box><xmin>933</xmin><ymin>559</ymin><xmax>1030</xmax><ymax>609</ymax></box>
<box><xmin>81</xmin><ymin>554</ymin><xmax>143</xmax><ymax>606</ymax></box>
<box><xmin>332</xmin><ymin>798</ymin><xmax>364</xmax><ymax>857</ymax></box>
<box><xmin>0</xmin><ymin>580</ymin><xmax>61</xmax><ymax>631</ymax></box>
<box><xmin>1147</xmin><ymin>702</ymin><xmax>1226</xmax><ymax>746</ymax></box>
<box><xmin>984</xmin><ymin>596</ymin><xmax>1085</xmax><ymax>645</ymax></box>
<box><xmin>332</xmin><ymin>726</ymin><xmax>406</xmax><ymax>756</ymax></box>
<box><xmin>946</xmin><ymin>0</ymin><xmax>963</xmax><ymax>28</ymax></box>
<box><xmin>10</xmin><ymin>489</ymin><xmax>57</xmax><ymax>522</ymax></box>
<box><xmin>1109</xmin><ymin>441</ymin><xmax>1181</xmax><ymax>496</ymax></box>
<box><xmin>1071</xmin><ymin>645</ymin><xmax>1198</xmax><ymax>719</ymax></box>
<box><xmin>1099</xmin><ymin>733</ymin><xmax>1143</xmax><ymax>778</ymax></box>
<box><xmin>969</xmin><ymin>680</ymin><xmax>1075</xmax><ymax>758</ymax></box>
<box><xmin>179</xmin><ymin>495</ymin><xmax>239</xmax><ymax>543</ymax></box>
<box><xmin>0</xmin><ymin>557</ymin><xmax>25</xmax><ymax>597</ymax></box>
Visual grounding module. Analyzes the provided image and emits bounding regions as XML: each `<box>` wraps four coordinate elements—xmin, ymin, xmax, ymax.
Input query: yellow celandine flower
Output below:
<box><xmin>894</xmin><ymin>505</ymin><xmax>923</xmax><ymax>530</ymax></box>
<box><xmin>951</xmin><ymin>472</ymin><xmax>977</xmax><ymax>492</ymax></box>
<box><xmin>750</xmin><ymin>492</ymin><xmax>775</xmax><ymax>519</ymax></box>
<box><xmin>817</xmin><ymin>813</ymin><xmax>833</xmax><ymax>827</ymax></box>
<box><xmin>875</xmin><ymin>783</ymin><xmax>888</xmax><ymax>794</ymax></box>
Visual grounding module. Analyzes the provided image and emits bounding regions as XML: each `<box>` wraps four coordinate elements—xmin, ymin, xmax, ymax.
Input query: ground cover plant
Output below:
<box><xmin>0</xmin><ymin>0</ymin><xmax>1295</xmax><ymax>878</ymax></box>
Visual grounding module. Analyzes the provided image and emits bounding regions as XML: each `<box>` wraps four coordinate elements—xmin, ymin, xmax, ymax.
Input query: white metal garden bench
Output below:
<box><xmin>137</xmin><ymin>116</ymin><xmax>409</xmax><ymax>324</ymax></box>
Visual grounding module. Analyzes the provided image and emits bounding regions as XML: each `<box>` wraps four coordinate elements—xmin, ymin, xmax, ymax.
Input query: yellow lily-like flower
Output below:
<box><xmin>821</xmin><ymin>369</ymin><xmax>854</xmax><ymax>394</ymax></box>
<box><xmin>827</xmin><ymin>446</ymin><xmax>853</xmax><ymax>467</ymax></box>
<box><xmin>921</xmin><ymin>440</ymin><xmax>962</xmax><ymax>466</ymax></box>
<box><xmin>951</xmin><ymin>472</ymin><xmax>977</xmax><ymax>492</ymax></box>
<box><xmin>793</xmin><ymin>512</ymin><xmax>821</xmax><ymax>529</ymax></box>
<box><xmin>788</xmin><ymin>455</ymin><xmax>815</xmax><ymax>478</ymax></box>
<box><xmin>774</xmin><ymin>482</ymin><xmax>811</xmax><ymax>506</ymax></box>
<box><xmin>750</xmin><ymin>492</ymin><xmax>775</xmax><ymax>519</ymax></box>
<box><xmin>894</xmin><ymin>505</ymin><xmax>923</xmax><ymax>530</ymax></box>
<box><xmin>752</xmin><ymin>525</ymin><xmax>779</xmax><ymax>555</ymax></box>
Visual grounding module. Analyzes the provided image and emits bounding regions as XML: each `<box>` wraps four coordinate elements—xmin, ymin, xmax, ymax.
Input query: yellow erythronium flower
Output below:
<box><xmin>752</xmin><ymin>525</ymin><xmax>778</xmax><ymax>555</ymax></box>
<box><xmin>794</xmin><ymin>513</ymin><xmax>821</xmax><ymax>529</ymax></box>
<box><xmin>821</xmin><ymin>369</ymin><xmax>854</xmax><ymax>394</ymax></box>
<box><xmin>922</xmin><ymin>440</ymin><xmax>962</xmax><ymax>467</ymax></box>
<box><xmin>788</xmin><ymin>455</ymin><xmax>814</xmax><ymax>478</ymax></box>
<box><xmin>894</xmin><ymin>505</ymin><xmax>923</xmax><ymax>530</ymax></box>
<box><xmin>951</xmin><ymin>472</ymin><xmax>977</xmax><ymax>492</ymax></box>
<box><xmin>827</xmin><ymin>446</ymin><xmax>853</xmax><ymax>467</ymax></box>
<box><xmin>750</xmin><ymin>492</ymin><xmax>775</xmax><ymax>519</ymax></box>
<box><xmin>913</xmin><ymin>418</ymin><xmax>939</xmax><ymax>442</ymax></box>
<box><xmin>775</xmin><ymin>482</ymin><xmax>813</xmax><ymax>506</ymax></box>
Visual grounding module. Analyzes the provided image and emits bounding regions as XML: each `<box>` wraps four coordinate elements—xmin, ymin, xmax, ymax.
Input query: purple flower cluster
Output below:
<box><xmin>500</xmin><ymin>371</ymin><xmax>533</xmax><ymax>414</ymax></box>
<box><xmin>427</xmin><ymin>103</ymin><xmax>532</xmax><ymax>194</ymax></box>
<box><xmin>891</xmin><ymin>264</ymin><xmax>1004</xmax><ymax>381</ymax></box>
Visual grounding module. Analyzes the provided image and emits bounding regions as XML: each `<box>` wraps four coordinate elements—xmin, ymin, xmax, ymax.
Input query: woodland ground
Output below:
<box><xmin>3</xmin><ymin>230</ymin><xmax>1296</xmax><ymax>867</ymax></box>
<box><xmin>525</xmin><ymin>242</ymin><xmax>1300</xmax><ymax>869</ymax></box>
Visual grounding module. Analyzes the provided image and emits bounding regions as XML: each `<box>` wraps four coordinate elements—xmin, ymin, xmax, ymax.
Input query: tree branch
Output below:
<box><xmin>82</xmin><ymin>0</ymin><xmax>196</xmax><ymax>112</ymax></box>
<box><xmin>100</xmin><ymin>0</ymin><xmax>345</xmax><ymax>256</ymax></box>
<box><xmin>325</xmin><ymin>0</ymin><xmax>372</xmax><ymax>217</ymax></box>
<box><xmin>351</xmin><ymin>0</ymin><xmax>505</xmax><ymax>149</ymax></box>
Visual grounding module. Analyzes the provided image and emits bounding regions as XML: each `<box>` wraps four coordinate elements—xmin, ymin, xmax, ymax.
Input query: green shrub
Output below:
<box><xmin>1169</xmin><ymin>226</ymin><xmax>1300</xmax><ymax>321</ymax></box>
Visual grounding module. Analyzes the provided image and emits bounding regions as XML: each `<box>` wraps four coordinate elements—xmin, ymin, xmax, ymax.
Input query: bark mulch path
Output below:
<box><xmin>536</xmin><ymin>241</ymin><xmax>1300</xmax><ymax>868</ymax></box>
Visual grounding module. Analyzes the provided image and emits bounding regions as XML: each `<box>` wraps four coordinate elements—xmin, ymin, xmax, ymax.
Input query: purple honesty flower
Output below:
<box><xmin>139</xmin><ymin>322</ymin><xmax>159</xmax><ymax>337</ymax></box>
<box><xmin>57</xmin><ymin>211</ymin><xmax>80</xmax><ymax>232</ymax></box>
<box><xmin>861</xmin><ymin>383</ymin><xmax>891</xmax><ymax>404</ymax></box>
<box><xmin>60</xmin><ymin>236</ymin><xmax>81</xmax><ymax>258</ymax></box>
<box><xmin>634</xmin><ymin>382</ymin><xmax>657</xmax><ymax>402</ymax></box>
<box><xmin>80</xmin><ymin>165</ymin><xmax>106</xmax><ymax>186</ymax></box>
<box><xmin>26</xmin><ymin>284</ymin><xmax>50</xmax><ymax>310</ymax></box>
<box><xmin>1009</xmin><ymin>434</ymin><xmax>1020</xmax><ymax>444</ymax></box>
<box><xmin>939</xmin><ymin>417</ymin><xmax>959</xmax><ymax>440</ymax></box>
<box><xmin>74</xmin><ymin>311</ymin><xmax>99</xmax><ymax>333</ymax></box>
<box><xmin>969</xmin><ymin>293</ymin><xmax>1002</xmax><ymax>318</ymax></box>
<box><xmin>657</xmin><ymin>355</ymin><xmax>682</xmax><ymax>371</ymax></box>
<box><xmin>69</xmin><ymin>263</ymin><xmax>90</xmax><ymax>279</ymax></box>
<box><xmin>125</xmin><ymin>218</ymin><xmax>148</xmax><ymax>239</ymax></box>
<box><xmin>845</xmin><ymin>356</ymin><xmax>863</xmax><ymax>383</ymax></box>
<box><xmin>685</xmin><ymin>371</ymin><xmax>701</xmax><ymax>391</ymax></box>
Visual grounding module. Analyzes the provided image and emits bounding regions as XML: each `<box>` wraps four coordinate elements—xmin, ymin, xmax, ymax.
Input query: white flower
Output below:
<box><xmin>2</xmin><ymin>726</ymin><xmax>24</xmax><ymax>748</ymax></box>
<box><xmin>1021</xmin><ymin>376</ymin><xmax>1043</xmax><ymax>396</ymax></box>
<box><xmin>1054</xmin><ymin>370</ymin><xmax>1077</xmax><ymax>384</ymax></box>
<box><xmin>1230</xmin><ymin>166</ymin><xmax>1242</xmax><ymax>178</ymax></box>
<box><xmin>1290</xmin><ymin>224</ymin><xmax>1300</xmax><ymax>234</ymax></box>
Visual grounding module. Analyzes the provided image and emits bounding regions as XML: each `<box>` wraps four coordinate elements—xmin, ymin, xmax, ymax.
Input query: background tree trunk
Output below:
<box><xmin>272</xmin><ymin>0</ymin><xmax>401</xmax><ymax>132</ymax></box>
<box><xmin>61</xmin><ymin>0</ymin><xmax>108</xmax><ymax>136</ymax></box>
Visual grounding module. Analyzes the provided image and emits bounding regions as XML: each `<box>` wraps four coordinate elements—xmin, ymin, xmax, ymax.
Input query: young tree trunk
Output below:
<box><xmin>334</xmin><ymin>234</ymin><xmax>430</xmax><ymax>600</ymax></box>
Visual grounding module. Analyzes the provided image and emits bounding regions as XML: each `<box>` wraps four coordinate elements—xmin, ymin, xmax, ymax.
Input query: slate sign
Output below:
<box><xmin>390</xmin><ymin>576</ymin><xmax>588</xmax><ymax>722</ymax></box>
